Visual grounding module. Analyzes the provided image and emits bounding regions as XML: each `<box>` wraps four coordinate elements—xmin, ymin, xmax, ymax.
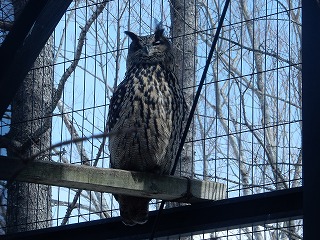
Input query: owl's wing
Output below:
<box><xmin>107</xmin><ymin>78</ymin><xmax>129</xmax><ymax>169</ymax></box>
<box><xmin>107</xmin><ymin>79</ymin><xmax>128</xmax><ymax>132</ymax></box>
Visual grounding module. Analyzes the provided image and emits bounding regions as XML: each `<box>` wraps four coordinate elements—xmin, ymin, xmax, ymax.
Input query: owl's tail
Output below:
<box><xmin>115</xmin><ymin>194</ymin><xmax>151</xmax><ymax>226</ymax></box>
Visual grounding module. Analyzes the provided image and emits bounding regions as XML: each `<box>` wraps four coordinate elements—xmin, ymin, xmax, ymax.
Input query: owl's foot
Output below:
<box><xmin>122</xmin><ymin>213</ymin><xmax>148</xmax><ymax>226</ymax></box>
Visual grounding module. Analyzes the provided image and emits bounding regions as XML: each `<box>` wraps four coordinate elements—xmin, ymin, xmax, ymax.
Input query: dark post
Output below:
<box><xmin>302</xmin><ymin>0</ymin><xmax>320</xmax><ymax>239</ymax></box>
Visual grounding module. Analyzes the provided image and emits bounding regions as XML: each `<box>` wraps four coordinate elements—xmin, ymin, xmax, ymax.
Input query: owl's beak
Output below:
<box><xmin>142</xmin><ymin>45</ymin><xmax>150</xmax><ymax>55</ymax></box>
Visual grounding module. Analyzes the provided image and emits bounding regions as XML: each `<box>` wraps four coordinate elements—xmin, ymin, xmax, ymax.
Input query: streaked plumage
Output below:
<box><xmin>107</xmin><ymin>26</ymin><xmax>186</xmax><ymax>226</ymax></box>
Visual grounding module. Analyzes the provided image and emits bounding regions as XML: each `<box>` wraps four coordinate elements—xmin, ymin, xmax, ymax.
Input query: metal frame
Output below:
<box><xmin>0</xmin><ymin>0</ymin><xmax>72</xmax><ymax>119</ymax></box>
<box><xmin>0</xmin><ymin>187</ymin><xmax>302</xmax><ymax>240</ymax></box>
<box><xmin>302</xmin><ymin>0</ymin><xmax>320</xmax><ymax>239</ymax></box>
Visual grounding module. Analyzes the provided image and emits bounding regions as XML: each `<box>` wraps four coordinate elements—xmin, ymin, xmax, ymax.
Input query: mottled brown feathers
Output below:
<box><xmin>107</xmin><ymin>27</ymin><xmax>186</xmax><ymax>226</ymax></box>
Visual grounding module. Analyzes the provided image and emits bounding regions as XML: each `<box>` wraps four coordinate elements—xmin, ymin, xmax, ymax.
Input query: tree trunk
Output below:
<box><xmin>168</xmin><ymin>0</ymin><xmax>196</xmax><ymax>209</ymax></box>
<box><xmin>6</xmin><ymin>1</ymin><xmax>53</xmax><ymax>233</ymax></box>
<box><xmin>170</xmin><ymin>0</ymin><xmax>196</xmax><ymax>179</ymax></box>
<box><xmin>170</xmin><ymin>0</ymin><xmax>196</xmax><ymax>177</ymax></box>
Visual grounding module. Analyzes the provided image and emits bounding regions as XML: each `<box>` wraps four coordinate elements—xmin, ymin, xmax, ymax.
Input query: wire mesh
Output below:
<box><xmin>0</xmin><ymin>0</ymin><xmax>302</xmax><ymax>238</ymax></box>
<box><xmin>154</xmin><ymin>220</ymin><xmax>303</xmax><ymax>240</ymax></box>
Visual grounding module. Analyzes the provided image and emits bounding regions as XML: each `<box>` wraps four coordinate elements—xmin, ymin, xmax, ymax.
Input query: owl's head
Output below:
<box><xmin>124</xmin><ymin>27</ymin><xmax>174</xmax><ymax>71</ymax></box>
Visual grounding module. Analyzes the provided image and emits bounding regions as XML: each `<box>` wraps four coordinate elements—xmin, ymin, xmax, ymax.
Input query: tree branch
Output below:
<box><xmin>52</xmin><ymin>1</ymin><xmax>107</xmax><ymax>110</ymax></box>
<box><xmin>57</xmin><ymin>101</ymin><xmax>90</xmax><ymax>166</ymax></box>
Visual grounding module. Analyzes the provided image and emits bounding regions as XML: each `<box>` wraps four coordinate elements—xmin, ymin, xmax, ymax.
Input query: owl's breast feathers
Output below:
<box><xmin>108</xmin><ymin>63</ymin><xmax>185</xmax><ymax>174</ymax></box>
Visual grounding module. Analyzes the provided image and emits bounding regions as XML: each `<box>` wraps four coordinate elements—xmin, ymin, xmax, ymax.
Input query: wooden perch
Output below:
<box><xmin>0</xmin><ymin>156</ymin><xmax>226</xmax><ymax>203</ymax></box>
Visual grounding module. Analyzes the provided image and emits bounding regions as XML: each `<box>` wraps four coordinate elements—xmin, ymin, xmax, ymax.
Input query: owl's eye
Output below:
<box><xmin>153</xmin><ymin>40</ymin><xmax>162</xmax><ymax>45</ymax></box>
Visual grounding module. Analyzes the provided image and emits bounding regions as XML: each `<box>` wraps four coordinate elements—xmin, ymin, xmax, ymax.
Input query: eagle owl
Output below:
<box><xmin>107</xmin><ymin>26</ymin><xmax>186</xmax><ymax>226</ymax></box>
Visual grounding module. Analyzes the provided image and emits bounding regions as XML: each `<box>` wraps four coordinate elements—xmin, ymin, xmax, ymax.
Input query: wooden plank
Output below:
<box><xmin>0</xmin><ymin>156</ymin><xmax>226</xmax><ymax>203</ymax></box>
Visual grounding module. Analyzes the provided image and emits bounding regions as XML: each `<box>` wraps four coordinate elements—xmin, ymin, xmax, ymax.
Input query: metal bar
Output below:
<box><xmin>0</xmin><ymin>187</ymin><xmax>303</xmax><ymax>240</ymax></box>
<box><xmin>0</xmin><ymin>0</ymin><xmax>72</xmax><ymax>119</ymax></box>
<box><xmin>302</xmin><ymin>1</ymin><xmax>320</xmax><ymax>239</ymax></box>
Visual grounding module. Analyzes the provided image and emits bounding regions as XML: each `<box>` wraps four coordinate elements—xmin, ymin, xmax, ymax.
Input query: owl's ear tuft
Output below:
<box><xmin>154</xmin><ymin>20</ymin><xmax>164</xmax><ymax>37</ymax></box>
<box><xmin>155</xmin><ymin>28</ymin><xmax>165</xmax><ymax>38</ymax></box>
<box><xmin>154</xmin><ymin>28</ymin><xmax>164</xmax><ymax>41</ymax></box>
<box><xmin>154</xmin><ymin>19</ymin><xmax>163</xmax><ymax>31</ymax></box>
<box><xmin>125</xmin><ymin>31</ymin><xmax>139</xmax><ymax>42</ymax></box>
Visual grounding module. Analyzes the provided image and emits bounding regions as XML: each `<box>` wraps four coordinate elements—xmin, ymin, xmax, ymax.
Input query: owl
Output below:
<box><xmin>107</xmin><ymin>25</ymin><xmax>186</xmax><ymax>226</ymax></box>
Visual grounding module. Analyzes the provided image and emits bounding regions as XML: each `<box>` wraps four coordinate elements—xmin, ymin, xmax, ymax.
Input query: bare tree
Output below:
<box><xmin>194</xmin><ymin>0</ymin><xmax>302</xmax><ymax>238</ymax></box>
